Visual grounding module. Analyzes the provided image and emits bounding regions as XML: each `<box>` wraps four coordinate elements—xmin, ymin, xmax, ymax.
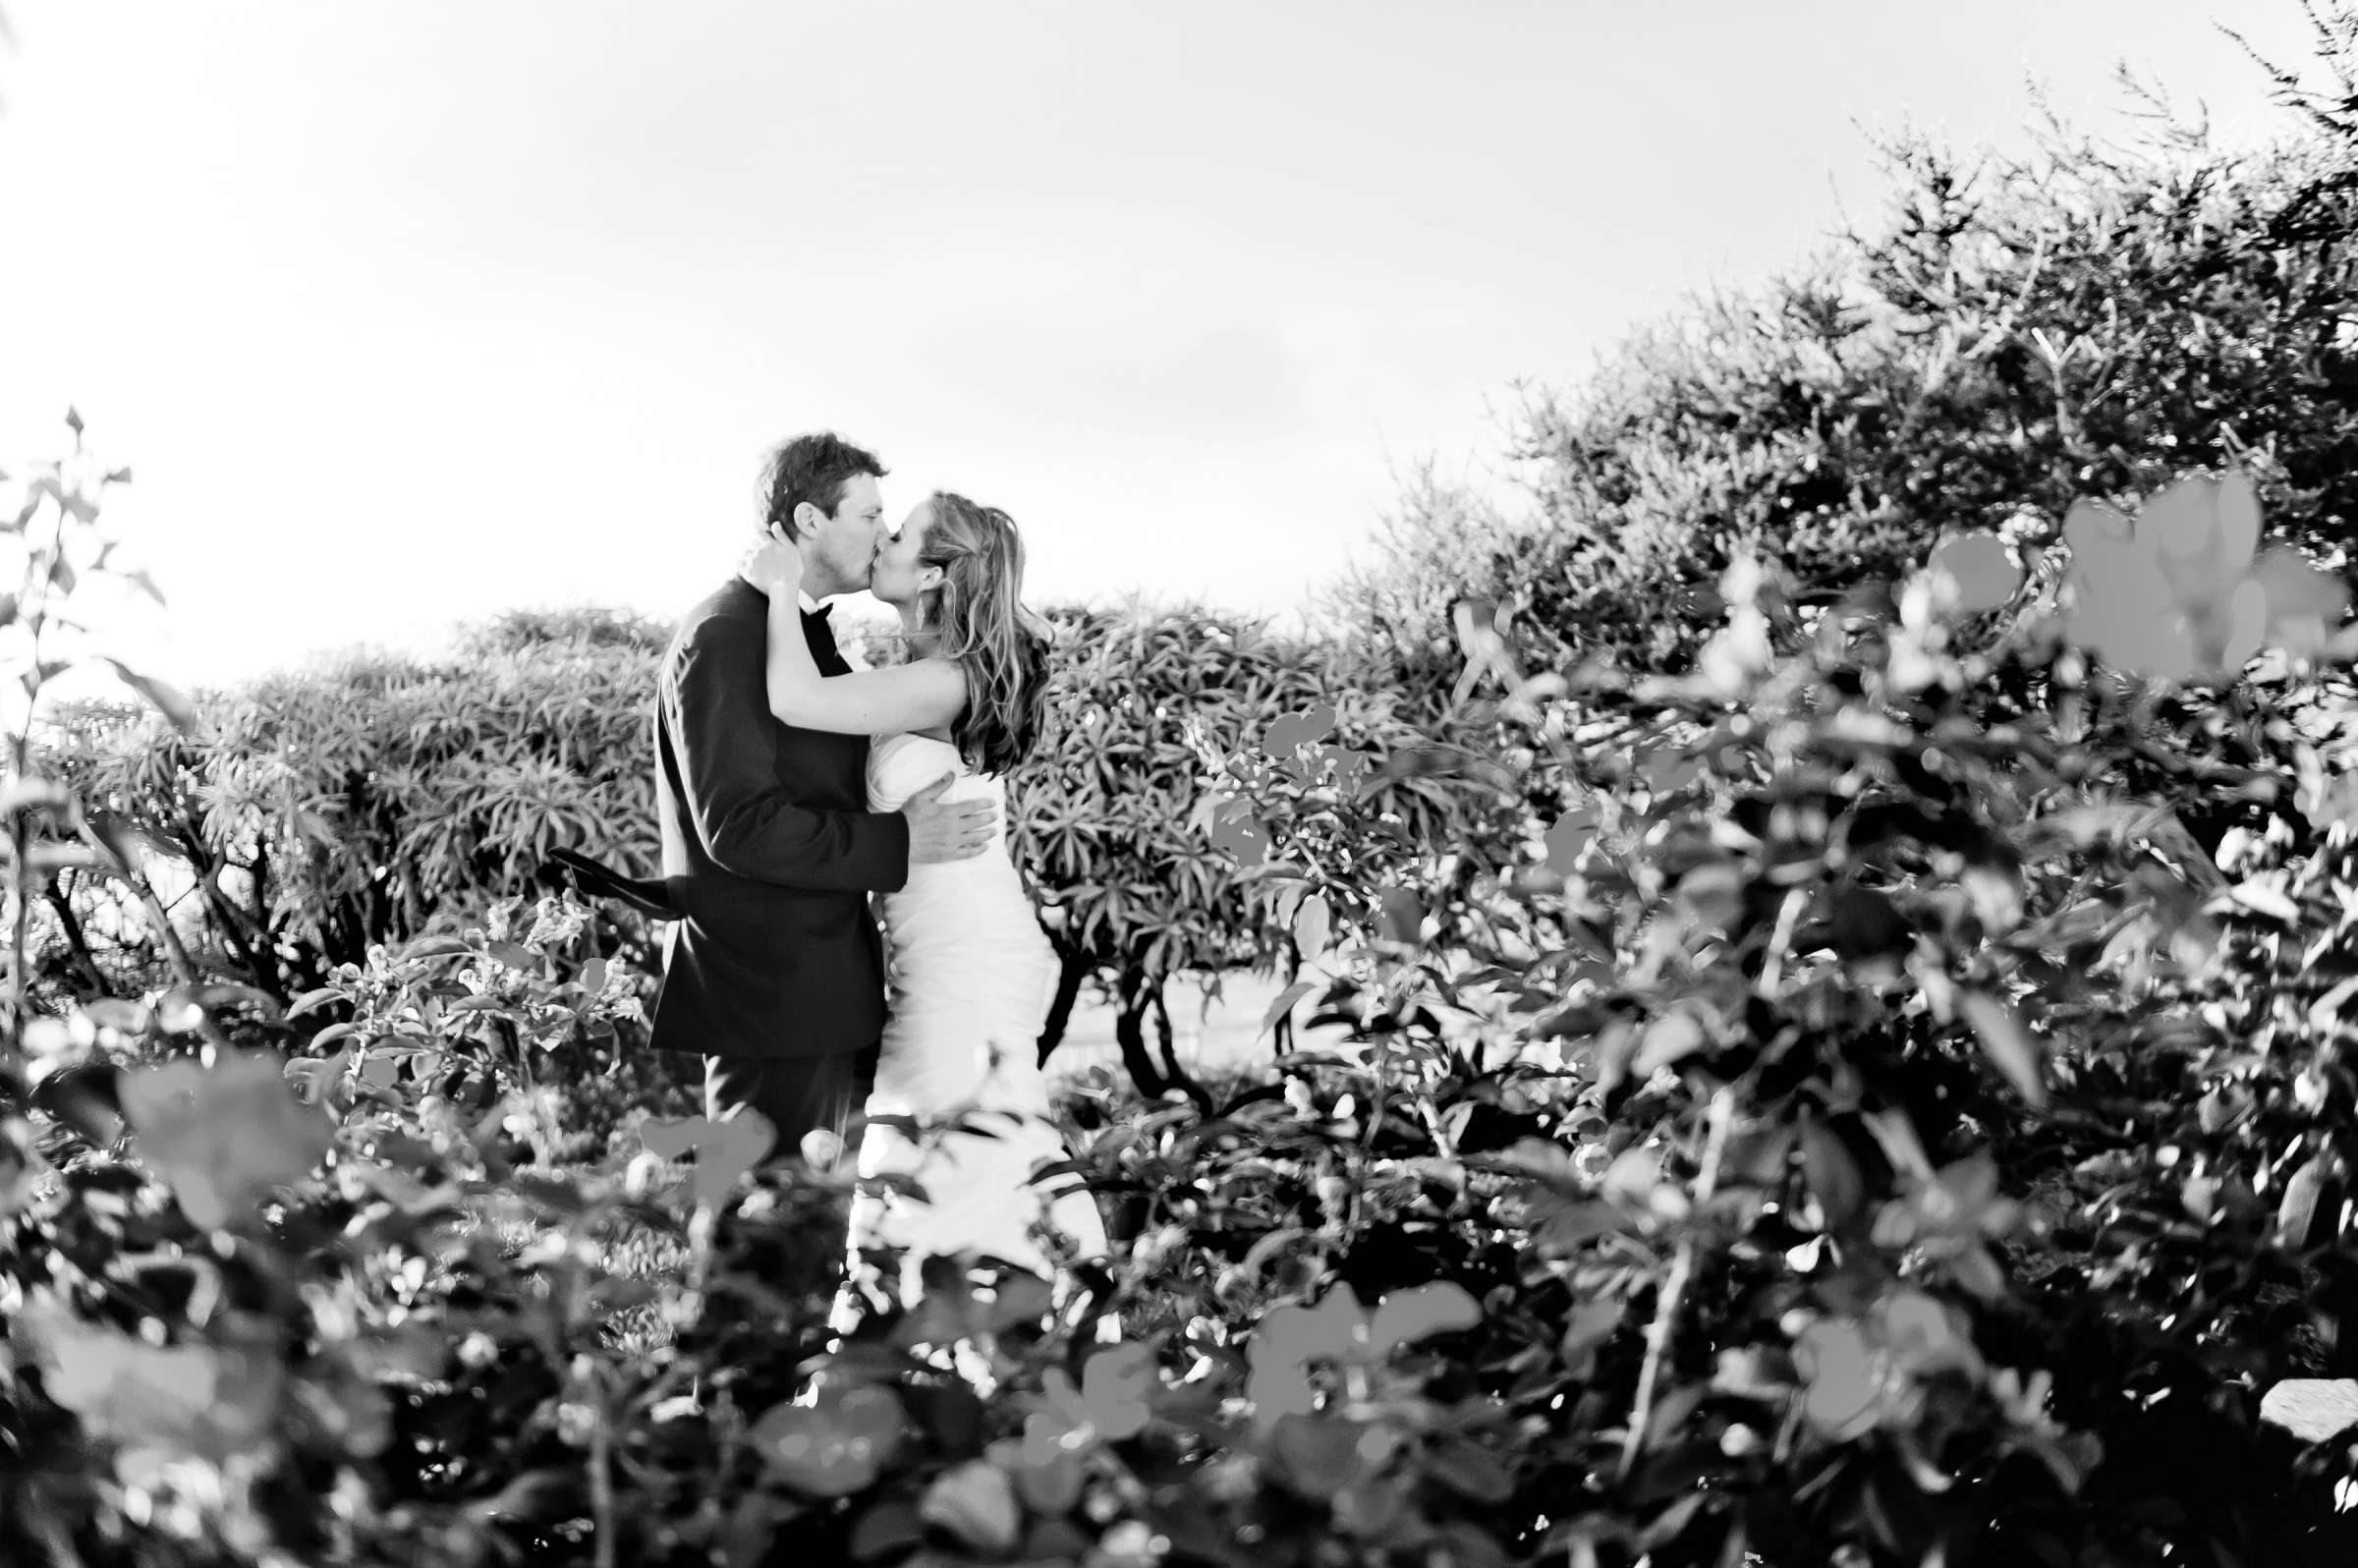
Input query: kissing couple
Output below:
<box><xmin>568</xmin><ymin>430</ymin><xmax>1112</xmax><ymax>1332</ymax></box>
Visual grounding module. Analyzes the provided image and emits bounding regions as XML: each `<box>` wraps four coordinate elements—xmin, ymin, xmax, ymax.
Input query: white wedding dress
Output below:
<box><xmin>836</xmin><ymin>732</ymin><xmax>1111</xmax><ymax>1320</ymax></box>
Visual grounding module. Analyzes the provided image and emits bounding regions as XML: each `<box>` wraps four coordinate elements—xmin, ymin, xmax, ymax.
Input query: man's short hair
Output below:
<box><xmin>759</xmin><ymin>432</ymin><xmax>887</xmax><ymax>534</ymax></box>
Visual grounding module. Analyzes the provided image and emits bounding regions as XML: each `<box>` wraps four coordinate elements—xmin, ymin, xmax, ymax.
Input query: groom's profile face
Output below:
<box><xmin>795</xmin><ymin>473</ymin><xmax>887</xmax><ymax>593</ymax></box>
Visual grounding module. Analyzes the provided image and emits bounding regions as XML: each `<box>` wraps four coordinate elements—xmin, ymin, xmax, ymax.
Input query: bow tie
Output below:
<box><xmin>803</xmin><ymin>603</ymin><xmax>832</xmax><ymax>622</ymax></box>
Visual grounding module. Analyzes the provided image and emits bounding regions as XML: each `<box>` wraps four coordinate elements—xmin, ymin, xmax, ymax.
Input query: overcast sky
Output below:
<box><xmin>0</xmin><ymin>0</ymin><xmax>2320</xmax><ymax>691</ymax></box>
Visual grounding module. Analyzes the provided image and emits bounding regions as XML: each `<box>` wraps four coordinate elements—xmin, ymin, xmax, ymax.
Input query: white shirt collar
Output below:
<box><xmin>797</xmin><ymin>589</ymin><xmax>821</xmax><ymax>614</ymax></box>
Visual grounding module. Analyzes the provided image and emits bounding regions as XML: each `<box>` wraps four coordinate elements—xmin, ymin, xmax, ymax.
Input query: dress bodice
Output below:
<box><xmin>865</xmin><ymin>732</ymin><xmax>1040</xmax><ymax>976</ymax></box>
<box><xmin>866</xmin><ymin>733</ymin><xmax>1010</xmax><ymax>858</ymax></box>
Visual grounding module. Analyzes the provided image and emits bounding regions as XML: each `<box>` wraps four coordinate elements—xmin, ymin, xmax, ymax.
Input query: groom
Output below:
<box><xmin>646</xmin><ymin>431</ymin><xmax>995</xmax><ymax>1164</ymax></box>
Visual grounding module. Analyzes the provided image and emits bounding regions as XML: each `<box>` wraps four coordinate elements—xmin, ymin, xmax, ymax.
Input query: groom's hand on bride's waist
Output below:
<box><xmin>903</xmin><ymin>771</ymin><xmax>995</xmax><ymax>864</ymax></box>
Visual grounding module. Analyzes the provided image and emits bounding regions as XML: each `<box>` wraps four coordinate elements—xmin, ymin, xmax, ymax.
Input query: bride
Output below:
<box><xmin>738</xmin><ymin>492</ymin><xmax>1111</xmax><ymax>1328</ymax></box>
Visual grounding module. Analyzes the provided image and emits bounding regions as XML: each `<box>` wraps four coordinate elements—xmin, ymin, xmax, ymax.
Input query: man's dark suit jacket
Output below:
<box><xmin>647</xmin><ymin>580</ymin><xmax>911</xmax><ymax>1061</ymax></box>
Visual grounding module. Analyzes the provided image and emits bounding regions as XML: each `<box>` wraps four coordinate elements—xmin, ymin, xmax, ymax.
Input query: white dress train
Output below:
<box><xmin>833</xmin><ymin>733</ymin><xmax>1112</xmax><ymax>1329</ymax></box>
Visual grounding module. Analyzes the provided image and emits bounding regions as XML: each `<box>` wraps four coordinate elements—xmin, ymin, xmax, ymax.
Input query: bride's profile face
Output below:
<box><xmin>870</xmin><ymin>502</ymin><xmax>940</xmax><ymax>608</ymax></box>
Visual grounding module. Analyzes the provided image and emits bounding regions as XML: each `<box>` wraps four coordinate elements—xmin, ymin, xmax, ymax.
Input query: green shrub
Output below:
<box><xmin>1323</xmin><ymin>51</ymin><xmax>2358</xmax><ymax>689</ymax></box>
<box><xmin>16</xmin><ymin>417</ymin><xmax>2358</xmax><ymax>1566</ymax></box>
<box><xmin>23</xmin><ymin>22</ymin><xmax>2358</xmax><ymax>1566</ymax></box>
<box><xmin>41</xmin><ymin>634</ymin><xmax>664</xmax><ymax>1003</ymax></box>
<box><xmin>1000</xmin><ymin>597</ymin><xmax>1475</xmax><ymax>1101</ymax></box>
<box><xmin>1188</xmin><ymin>466</ymin><xmax>2358</xmax><ymax>1562</ymax></box>
<box><xmin>38</xmin><ymin>592</ymin><xmax>1504</xmax><ymax>1107</ymax></box>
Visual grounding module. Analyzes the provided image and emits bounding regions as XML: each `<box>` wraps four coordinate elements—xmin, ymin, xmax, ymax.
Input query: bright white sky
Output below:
<box><xmin>0</xmin><ymin>0</ymin><xmax>2321</xmax><ymax>693</ymax></box>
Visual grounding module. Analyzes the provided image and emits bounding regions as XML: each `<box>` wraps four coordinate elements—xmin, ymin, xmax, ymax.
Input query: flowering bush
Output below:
<box><xmin>1181</xmin><ymin>460</ymin><xmax>2358</xmax><ymax>1562</ymax></box>
<box><xmin>16</xmin><ymin>19</ymin><xmax>2358</xmax><ymax>1556</ymax></box>
<box><xmin>1321</xmin><ymin>39</ymin><xmax>2358</xmax><ymax>706</ymax></box>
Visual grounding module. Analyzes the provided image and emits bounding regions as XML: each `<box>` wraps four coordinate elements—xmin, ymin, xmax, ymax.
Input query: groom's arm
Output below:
<box><xmin>666</xmin><ymin>616</ymin><xmax>910</xmax><ymax>892</ymax></box>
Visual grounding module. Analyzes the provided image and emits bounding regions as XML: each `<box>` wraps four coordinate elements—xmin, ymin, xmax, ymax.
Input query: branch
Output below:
<box><xmin>1617</xmin><ymin>1082</ymin><xmax>1739</xmax><ymax>1485</ymax></box>
<box><xmin>41</xmin><ymin>879</ymin><xmax>108</xmax><ymax>997</ymax></box>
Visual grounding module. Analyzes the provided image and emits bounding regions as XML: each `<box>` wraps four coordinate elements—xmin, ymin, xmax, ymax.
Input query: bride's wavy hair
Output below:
<box><xmin>912</xmin><ymin>491</ymin><xmax>1053</xmax><ymax>777</ymax></box>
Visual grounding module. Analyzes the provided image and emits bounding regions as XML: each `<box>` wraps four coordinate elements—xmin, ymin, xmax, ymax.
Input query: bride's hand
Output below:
<box><xmin>738</xmin><ymin>530</ymin><xmax>806</xmax><ymax>595</ymax></box>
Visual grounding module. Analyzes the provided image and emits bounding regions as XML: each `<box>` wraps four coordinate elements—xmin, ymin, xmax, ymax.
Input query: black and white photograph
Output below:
<box><xmin>5</xmin><ymin>3</ymin><xmax>2358</xmax><ymax>1564</ymax></box>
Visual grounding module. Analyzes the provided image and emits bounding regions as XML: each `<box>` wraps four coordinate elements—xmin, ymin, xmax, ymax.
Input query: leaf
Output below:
<box><xmin>1422</xmin><ymin>1433</ymin><xmax>1514</xmax><ymax>1503</ymax></box>
<box><xmin>18</xmin><ymin>1303</ymin><xmax>281</xmax><ymax>1459</ymax></box>
<box><xmin>2278</xmin><ymin>1157</ymin><xmax>2330</xmax><ymax>1251</ymax></box>
<box><xmin>1795</xmin><ymin>1318</ymin><xmax>1882</xmax><ymax>1441</ymax></box>
<box><xmin>2301</xmin><ymin>772</ymin><xmax>2358</xmax><ymax>833</ymax></box>
<box><xmin>97</xmin><ymin>657</ymin><xmax>197</xmax><ymax>735</ymax></box>
<box><xmin>980</xmin><ymin>1269</ymin><xmax>1054</xmax><ymax>1332</ymax></box>
<box><xmin>1601</xmin><ymin>1146</ymin><xmax>1672</xmax><ymax>1212</ymax></box>
<box><xmin>1959</xmin><ymin>991</ymin><xmax>2045</xmax><ymax>1109</ymax></box>
<box><xmin>2311</xmin><ymin>976</ymin><xmax>2358</xmax><ymax>1036</ymax></box>
<box><xmin>639</xmin><ymin>1113</ymin><xmax>774</xmax><ymax>1208</ymax></box>
<box><xmin>1009</xmin><ymin>1441</ymin><xmax>1086</xmax><ymax>1516</ymax></box>
<box><xmin>1544</xmin><ymin>811</ymin><xmax>1595</xmax><ymax>875</ymax></box>
<box><xmin>2216</xmin><ymin>468</ymin><xmax>2263</xmax><ymax>563</ymax></box>
<box><xmin>2259</xmin><ymin>1379</ymin><xmax>2358</xmax><ymax>1445</ymax></box>
<box><xmin>1078</xmin><ymin>1343</ymin><xmax>1155</xmax><ymax>1439</ymax></box>
<box><xmin>1207</xmin><ymin>812</ymin><xmax>1268</xmax><ymax>864</ymax></box>
<box><xmin>1367</xmin><ymin>1280</ymin><xmax>1482</xmax><ymax>1354</ymax></box>
<box><xmin>0</xmin><ymin>777</ymin><xmax>72</xmax><ymax>817</ymax></box>
<box><xmin>918</xmin><ymin>1460</ymin><xmax>1022</xmax><ymax>1554</ymax></box>
<box><xmin>117</xmin><ymin>1052</ymin><xmax>336</xmax><ymax>1229</ymax></box>
<box><xmin>283</xmin><ymin>1048</ymin><xmax>354</xmax><ymax>1106</ymax></box>
<box><xmin>2218</xmin><ymin>878</ymin><xmax>2303</xmax><ymax>924</ymax></box>
<box><xmin>1927</xmin><ymin>532</ymin><xmax>2023</xmax><ymax>613</ymax></box>
<box><xmin>588</xmin><ymin>1277</ymin><xmax>658</xmax><ymax>1316</ymax></box>
<box><xmin>2218</xmin><ymin>576</ymin><xmax>2271</xmax><ymax>673</ymax></box>
<box><xmin>752</xmin><ymin>1385</ymin><xmax>905</xmax><ymax>1499</ymax></box>
<box><xmin>26</xmin><ymin>844</ymin><xmax>101</xmax><ymax>875</ymax></box>
<box><xmin>286</xmin><ymin>986</ymin><xmax>347</xmax><ymax>1021</ymax></box>
<box><xmin>1632</xmin><ymin>1009</ymin><xmax>1708</xmax><ymax>1078</ymax></box>
<box><xmin>1469</xmin><ymin>1136</ymin><xmax>1587</xmax><ymax>1198</ymax></box>
<box><xmin>1263</xmin><ymin>705</ymin><xmax>1336</xmax><ymax>756</ymax></box>
<box><xmin>199</xmin><ymin>982</ymin><xmax>282</xmax><ymax>1020</ymax></box>
<box><xmin>719</xmin><ymin>1494</ymin><xmax>804</xmax><ymax>1568</ymax></box>
<box><xmin>156</xmin><ymin>982</ymin><xmax>282</xmax><ymax>1034</ymax></box>
<box><xmin>1267</xmin><ymin>1414</ymin><xmax>1372</xmax><ymax>1501</ymax></box>
<box><xmin>305</xmin><ymin>1021</ymin><xmax>362</xmax><ymax>1052</ymax></box>
<box><xmin>1292</xmin><ymin>894</ymin><xmax>1331</xmax><ymax>962</ymax></box>
<box><xmin>398</xmin><ymin>935</ymin><xmax>477</xmax><ymax>961</ymax></box>
<box><xmin>1557</xmin><ymin>1297</ymin><xmax>1623</xmax><ymax>1376</ymax></box>
<box><xmin>477</xmin><ymin>1468</ymin><xmax>579</xmax><ymax>1525</ymax></box>
<box><xmin>2251</xmin><ymin>544</ymin><xmax>2350</xmax><ymax>656</ymax></box>
<box><xmin>2139</xmin><ymin>475</ymin><xmax>2216</xmax><ymax>571</ymax></box>
<box><xmin>1825</xmin><ymin>886</ymin><xmax>1910</xmax><ymax>960</ymax></box>
<box><xmin>80</xmin><ymin>998</ymin><xmax>151</xmax><ymax>1036</ymax></box>
<box><xmin>1799</xmin><ymin>1118</ymin><xmax>1865</xmax><ymax>1230</ymax></box>
<box><xmin>151</xmin><ymin>989</ymin><xmax>201</xmax><ymax>1036</ymax></box>
<box><xmin>1260</xmin><ymin>981</ymin><xmax>1315</xmax><ymax>1038</ymax></box>
<box><xmin>850</xmin><ymin>1500</ymin><xmax>926</xmax><ymax>1560</ymax></box>
<box><xmin>1526</xmin><ymin>1196</ymin><xmax>1632</xmax><ymax>1251</ymax></box>
<box><xmin>2065</xmin><ymin>502</ymin><xmax>2141</xmax><ymax>556</ymax></box>
<box><xmin>1377</xmin><ymin>887</ymin><xmax>1423</xmax><ymax>946</ymax></box>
